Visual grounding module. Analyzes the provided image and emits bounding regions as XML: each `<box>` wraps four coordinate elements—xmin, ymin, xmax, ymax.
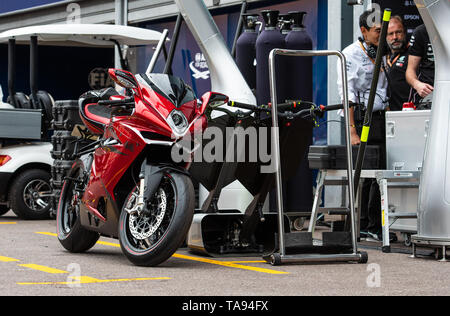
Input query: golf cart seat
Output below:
<box><xmin>79</xmin><ymin>87</ymin><xmax>120</xmax><ymax>135</ymax></box>
<box><xmin>32</xmin><ymin>90</ymin><xmax>54</xmax><ymax>119</ymax></box>
<box><xmin>7</xmin><ymin>92</ymin><xmax>31</xmax><ymax>109</ymax></box>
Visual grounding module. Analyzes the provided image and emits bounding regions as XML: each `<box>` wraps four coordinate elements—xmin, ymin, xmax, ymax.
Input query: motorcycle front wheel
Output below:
<box><xmin>118</xmin><ymin>171</ymin><xmax>194</xmax><ymax>267</ymax></box>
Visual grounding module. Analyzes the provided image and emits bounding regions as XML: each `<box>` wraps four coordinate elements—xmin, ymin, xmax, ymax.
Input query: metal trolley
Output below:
<box><xmin>264</xmin><ymin>48</ymin><xmax>367</xmax><ymax>265</ymax></box>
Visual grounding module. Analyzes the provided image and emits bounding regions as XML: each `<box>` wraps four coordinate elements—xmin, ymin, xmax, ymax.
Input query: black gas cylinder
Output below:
<box><xmin>255</xmin><ymin>10</ymin><xmax>287</xmax><ymax>106</ymax></box>
<box><xmin>279</xmin><ymin>13</ymin><xmax>292</xmax><ymax>38</ymax></box>
<box><xmin>285</xmin><ymin>11</ymin><xmax>313</xmax><ymax>101</ymax></box>
<box><xmin>282</xmin><ymin>11</ymin><xmax>314</xmax><ymax>213</ymax></box>
<box><xmin>236</xmin><ymin>14</ymin><xmax>260</xmax><ymax>92</ymax></box>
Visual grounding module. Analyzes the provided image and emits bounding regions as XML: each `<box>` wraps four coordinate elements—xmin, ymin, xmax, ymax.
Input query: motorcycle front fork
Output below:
<box><xmin>136</xmin><ymin>178</ymin><xmax>146</xmax><ymax>215</ymax></box>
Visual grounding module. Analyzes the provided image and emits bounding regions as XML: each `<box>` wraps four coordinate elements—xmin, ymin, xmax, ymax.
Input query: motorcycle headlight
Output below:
<box><xmin>167</xmin><ymin>110</ymin><xmax>189</xmax><ymax>137</ymax></box>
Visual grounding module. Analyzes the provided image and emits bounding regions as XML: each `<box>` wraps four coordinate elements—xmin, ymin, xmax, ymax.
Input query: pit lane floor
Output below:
<box><xmin>1</xmin><ymin>210</ymin><xmax>449</xmax><ymax>296</ymax></box>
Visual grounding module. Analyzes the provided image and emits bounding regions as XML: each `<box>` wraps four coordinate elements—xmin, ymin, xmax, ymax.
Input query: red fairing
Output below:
<box><xmin>82</xmin><ymin>123</ymin><xmax>145</xmax><ymax>212</ymax></box>
<box><xmin>132</xmin><ymin>96</ymin><xmax>174</xmax><ymax>139</ymax></box>
<box><xmin>78</xmin><ymin>69</ymin><xmax>210</xmax><ymax>228</ymax></box>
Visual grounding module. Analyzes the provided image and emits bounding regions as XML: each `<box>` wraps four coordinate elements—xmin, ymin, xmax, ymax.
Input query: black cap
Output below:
<box><xmin>279</xmin><ymin>13</ymin><xmax>292</xmax><ymax>32</ymax></box>
<box><xmin>261</xmin><ymin>10</ymin><xmax>280</xmax><ymax>28</ymax></box>
<box><xmin>242</xmin><ymin>13</ymin><xmax>260</xmax><ymax>31</ymax></box>
<box><xmin>289</xmin><ymin>11</ymin><xmax>307</xmax><ymax>28</ymax></box>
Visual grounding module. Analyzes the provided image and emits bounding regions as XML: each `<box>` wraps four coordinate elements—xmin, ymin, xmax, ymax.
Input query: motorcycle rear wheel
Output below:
<box><xmin>119</xmin><ymin>171</ymin><xmax>194</xmax><ymax>266</ymax></box>
<box><xmin>56</xmin><ymin>167</ymin><xmax>100</xmax><ymax>253</ymax></box>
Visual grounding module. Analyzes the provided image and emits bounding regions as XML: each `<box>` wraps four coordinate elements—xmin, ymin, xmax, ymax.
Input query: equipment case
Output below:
<box><xmin>308</xmin><ymin>145</ymin><xmax>382</xmax><ymax>170</ymax></box>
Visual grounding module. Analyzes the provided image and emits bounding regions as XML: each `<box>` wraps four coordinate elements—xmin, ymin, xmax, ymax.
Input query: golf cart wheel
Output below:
<box><xmin>358</xmin><ymin>251</ymin><xmax>368</xmax><ymax>264</ymax></box>
<box><xmin>9</xmin><ymin>169</ymin><xmax>52</xmax><ymax>220</ymax></box>
<box><xmin>0</xmin><ymin>205</ymin><xmax>9</xmax><ymax>216</ymax></box>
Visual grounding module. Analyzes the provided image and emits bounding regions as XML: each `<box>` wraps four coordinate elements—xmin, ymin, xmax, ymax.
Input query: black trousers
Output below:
<box><xmin>355</xmin><ymin>111</ymin><xmax>386</xmax><ymax>234</ymax></box>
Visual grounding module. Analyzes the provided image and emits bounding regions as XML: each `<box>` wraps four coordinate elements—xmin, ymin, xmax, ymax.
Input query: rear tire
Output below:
<box><xmin>56</xmin><ymin>166</ymin><xmax>99</xmax><ymax>253</ymax></box>
<box><xmin>9</xmin><ymin>169</ymin><xmax>52</xmax><ymax>220</ymax></box>
<box><xmin>119</xmin><ymin>171</ymin><xmax>194</xmax><ymax>266</ymax></box>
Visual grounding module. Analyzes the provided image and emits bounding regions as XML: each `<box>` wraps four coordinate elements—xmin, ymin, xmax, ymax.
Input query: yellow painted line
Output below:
<box><xmin>19</xmin><ymin>264</ymin><xmax>68</xmax><ymax>274</ymax></box>
<box><xmin>96</xmin><ymin>240</ymin><xmax>121</xmax><ymax>248</ymax></box>
<box><xmin>226</xmin><ymin>260</ymin><xmax>266</xmax><ymax>263</ymax></box>
<box><xmin>172</xmin><ymin>253</ymin><xmax>288</xmax><ymax>275</ymax></box>
<box><xmin>35</xmin><ymin>232</ymin><xmax>57</xmax><ymax>237</ymax></box>
<box><xmin>36</xmin><ymin>232</ymin><xmax>120</xmax><ymax>248</ymax></box>
<box><xmin>88</xmin><ymin>277</ymin><xmax>171</xmax><ymax>283</ymax></box>
<box><xmin>36</xmin><ymin>231</ymin><xmax>288</xmax><ymax>275</ymax></box>
<box><xmin>0</xmin><ymin>222</ymin><xmax>17</xmax><ymax>224</ymax></box>
<box><xmin>0</xmin><ymin>256</ymin><xmax>20</xmax><ymax>262</ymax></box>
<box><xmin>18</xmin><ymin>276</ymin><xmax>171</xmax><ymax>285</ymax></box>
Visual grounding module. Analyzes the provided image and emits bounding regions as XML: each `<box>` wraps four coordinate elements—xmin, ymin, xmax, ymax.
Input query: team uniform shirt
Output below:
<box><xmin>409</xmin><ymin>24</ymin><xmax>435</xmax><ymax>87</ymax></box>
<box><xmin>386</xmin><ymin>47</ymin><xmax>410</xmax><ymax>111</ymax></box>
<box><xmin>337</xmin><ymin>40</ymin><xmax>389</xmax><ymax>113</ymax></box>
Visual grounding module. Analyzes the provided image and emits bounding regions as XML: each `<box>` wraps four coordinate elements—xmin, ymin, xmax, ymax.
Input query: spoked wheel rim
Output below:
<box><xmin>60</xmin><ymin>171</ymin><xmax>81</xmax><ymax>234</ymax></box>
<box><xmin>23</xmin><ymin>179</ymin><xmax>52</xmax><ymax>212</ymax></box>
<box><xmin>123</xmin><ymin>175</ymin><xmax>177</xmax><ymax>252</ymax></box>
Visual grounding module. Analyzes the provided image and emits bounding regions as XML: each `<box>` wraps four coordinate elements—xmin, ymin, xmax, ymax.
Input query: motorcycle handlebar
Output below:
<box><xmin>226</xmin><ymin>100</ymin><xmax>359</xmax><ymax>121</ymax></box>
<box><xmin>228</xmin><ymin>100</ymin><xmax>322</xmax><ymax>120</ymax></box>
<box><xmin>319</xmin><ymin>103</ymin><xmax>360</xmax><ymax>111</ymax></box>
<box><xmin>228</xmin><ymin>100</ymin><xmax>305</xmax><ymax>112</ymax></box>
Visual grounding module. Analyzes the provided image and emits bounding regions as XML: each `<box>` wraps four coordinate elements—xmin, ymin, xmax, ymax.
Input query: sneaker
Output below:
<box><xmin>365</xmin><ymin>231</ymin><xmax>381</xmax><ymax>242</ymax></box>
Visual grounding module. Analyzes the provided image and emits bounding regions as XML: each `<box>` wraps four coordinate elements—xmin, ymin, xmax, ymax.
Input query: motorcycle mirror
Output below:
<box><xmin>108</xmin><ymin>68</ymin><xmax>139</xmax><ymax>90</ymax></box>
<box><xmin>199</xmin><ymin>92</ymin><xmax>229</xmax><ymax>114</ymax></box>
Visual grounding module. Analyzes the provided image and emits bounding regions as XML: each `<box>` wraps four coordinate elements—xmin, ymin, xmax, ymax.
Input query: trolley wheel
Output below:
<box><xmin>358</xmin><ymin>251</ymin><xmax>368</xmax><ymax>264</ymax></box>
<box><xmin>403</xmin><ymin>233</ymin><xmax>412</xmax><ymax>247</ymax></box>
<box><xmin>269</xmin><ymin>253</ymin><xmax>282</xmax><ymax>266</ymax></box>
<box><xmin>434</xmin><ymin>248</ymin><xmax>444</xmax><ymax>260</ymax></box>
<box><xmin>292</xmin><ymin>217</ymin><xmax>306</xmax><ymax>231</ymax></box>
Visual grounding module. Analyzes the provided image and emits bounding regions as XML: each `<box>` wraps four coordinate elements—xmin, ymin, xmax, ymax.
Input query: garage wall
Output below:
<box><xmin>0</xmin><ymin>0</ymin><xmax>270</xmax><ymax>32</ymax></box>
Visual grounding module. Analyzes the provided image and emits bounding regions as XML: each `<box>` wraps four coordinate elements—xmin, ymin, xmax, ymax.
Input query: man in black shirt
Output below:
<box><xmin>385</xmin><ymin>16</ymin><xmax>411</xmax><ymax>111</ymax></box>
<box><xmin>406</xmin><ymin>24</ymin><xmax>435</xmax><ymax>104</ymax></box>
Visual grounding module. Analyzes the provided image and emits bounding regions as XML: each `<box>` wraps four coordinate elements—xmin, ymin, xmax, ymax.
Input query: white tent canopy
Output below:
<box><xmin>0</xmin><ymin>24</ymin><xmax>166</xmax><ymax>46</ymax></box>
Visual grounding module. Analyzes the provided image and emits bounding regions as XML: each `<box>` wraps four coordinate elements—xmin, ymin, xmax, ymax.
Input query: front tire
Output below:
<box><xmin>119</xmin><ymin>171</ymin><xmax>194</xmax><ymax>267</ymax></box>
<box><xmin>56</xmin><ymin>166</ymin><xmax>99</xmax><ymax>253</ymax></box>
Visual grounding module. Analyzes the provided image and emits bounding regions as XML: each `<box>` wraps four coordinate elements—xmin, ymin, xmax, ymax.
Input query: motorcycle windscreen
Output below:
<box><xmin>138</xmin><ymin>73</ymin><xmax>197</xmax><ymax>108</ymax></box>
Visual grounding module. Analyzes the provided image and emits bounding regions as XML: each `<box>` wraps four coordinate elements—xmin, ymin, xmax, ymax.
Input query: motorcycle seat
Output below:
<box><xmin>79</xmin><ymin>88</ymin><xmax>119</xmax><ymax>135</ymax></box>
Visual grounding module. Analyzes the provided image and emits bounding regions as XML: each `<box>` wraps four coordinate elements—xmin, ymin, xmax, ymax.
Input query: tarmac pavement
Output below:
<box><xmin>1</xmin><ymin>210</ymin><xmax>449</xmax><ymax>298</ymax></box>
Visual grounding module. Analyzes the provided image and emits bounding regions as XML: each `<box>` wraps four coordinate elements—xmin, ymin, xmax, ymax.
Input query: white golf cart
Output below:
<box><xmin>0</xmin><ymin>24</ymin><xmax>167</xmax><ymax>219</ymax></box>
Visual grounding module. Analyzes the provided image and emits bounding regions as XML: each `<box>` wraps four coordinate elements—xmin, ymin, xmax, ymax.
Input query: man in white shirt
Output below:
<box><xmin>337</xmin><ymin>9</ymin><xmax>389</xmax><ymax>145</ymax></box>
<box><xmin>337</xmin><ymin>9</ymin><xmax>389</xmax><ymax>241</ymax></box>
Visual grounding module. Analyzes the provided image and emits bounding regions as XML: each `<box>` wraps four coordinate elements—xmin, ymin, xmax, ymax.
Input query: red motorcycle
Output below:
<box><xmin>56</xmin><ymin>69</ymin><xmax>228</xmax><ymax>266</ymax></box>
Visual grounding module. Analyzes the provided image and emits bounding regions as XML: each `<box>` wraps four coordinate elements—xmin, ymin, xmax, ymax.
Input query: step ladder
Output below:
<box><xmin>309</xmin><ymin>169</ymin><xmax>420</xmax><ymax>253</ymax></box>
